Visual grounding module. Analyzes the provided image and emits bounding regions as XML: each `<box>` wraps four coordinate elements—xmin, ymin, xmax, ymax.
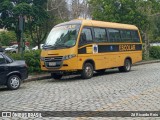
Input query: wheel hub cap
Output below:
<box><xmin>126</xmin><ymin>62</ymin><xmax>130</xmax><ymax>70</ymax></box>
<box><xmin>85</xmin><ymin>66</ymin><xmax>92</xmax><ymax>77</ymax></box>
<box><xmin>10</xmin><ymin>77</ymin><xmax>19</xmax><ymax>88</ymax></box>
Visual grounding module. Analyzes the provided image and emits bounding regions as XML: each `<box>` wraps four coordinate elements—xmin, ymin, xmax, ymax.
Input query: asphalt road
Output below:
<box><xmin>0</xmin><ymin>63</ymin><xmax>160</xmax><ymax>120</ymax></box>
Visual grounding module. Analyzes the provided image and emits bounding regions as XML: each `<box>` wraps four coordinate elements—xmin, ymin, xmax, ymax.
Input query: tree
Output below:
<box><xmin>47</xmin><ymin>0</ymin><xmax>69</xmax><ymax>19</ymax></box>
<box><xmin>137</xmin><ymin>0</ymin><xmax>160</xmax><ymax>58</ymax></box>
<box><xmin>80</xmin><ymin>0</ymin><xmax>91</xmax><ymax>19</ymax></box>
<box><xmin>27</xmin><ymin>1</ymin><xmax>49</xmax><ymax>49</ymax></box>
<box><xmin>152</xmin><ymin>15</ymin><xmax>160</xmax><ymax>42</ymax></box>
<box><xmin>89</xmin><ymin>0</ymin><xmax>148</xmax><ymax>30</ymax></box>
<box><xmin>0</xmin><ymin>0</ymin><xmax>49</xmax><ymax>50</ymax></box>
<box><xmin>47</xmin><ymin>0</ymin><xmax>69</xmax><ymax>28</ymax></box>
<box><xmin>69</xmin><ymin>0</ymin><xmax>91</xmax><ymax>19</ymax></box>
<box><xmin>89</xmin><ymin>0</ymin><xmax>160</xmax><ymax>59</ymax></box>
<box><xmin>0</xmin><ymin>31</ymin><xmax>16</xmax><ymax>46</ymax></box>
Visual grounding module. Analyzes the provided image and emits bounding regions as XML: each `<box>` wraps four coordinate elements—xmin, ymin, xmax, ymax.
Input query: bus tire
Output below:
<box><xmin>81</xmin><ymin>63</ymin><xmax>94</xmax><ymax>79</ymax></box>
<box><xmin>51</xmin><ymin>73</ymin><xmax>63</xmax><ymax>79</ymax></box>
<box><xmin>118</xmin><ymin>59</ymin><xmax>131</xmax><ymax>72</ymax></box>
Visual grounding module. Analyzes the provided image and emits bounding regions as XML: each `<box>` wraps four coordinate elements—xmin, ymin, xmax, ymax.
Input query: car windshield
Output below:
<box><xmin>5</xmin><ymin>54</ymin><xmax>14</xmax><ymax>63</ymax></box>
<box><xmin>10</xmin><ymin>45</ymin><xmax>18</xmax><ymax>49</ymax></box>
<box><xmin>44</xmin><ymin>25</ymin><xmax>80</xmax><ymax>49</ymax></box>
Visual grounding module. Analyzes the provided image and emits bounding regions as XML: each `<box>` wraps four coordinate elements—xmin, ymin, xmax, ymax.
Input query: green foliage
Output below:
<box><xmin>13</xmin><ymin>3</ymin><xmax>32</xmax><ymax>16</ymax></box>
<box><xmin>89</xmin><ymin>0</ymin><xmax>148</xmax><ymax>31</ymax></box>
<box><xmin>0</xmin><ymin>31</ymin><xmax>16</xmax><ymax>46</ymax></box>
<box><xmin>151</xmin><ymin>16</ymin><xmax>160</xmax><ymax>42</ymax></box>
<box><xmin>28</xmin><ymin>4</ymin><xmax>49</xmax><ymax>39</ymax></box>
<box><xmin>8</xmin><ymin>50</ymin><xmax>42</xmax><ymax>73</ymax></box>
<box><xmin>149</xmin><ymin>46</ymin><xmax>160</xmax><ymax>59</ymax></box>
<box><xmin>0</xmin><ymin>0</ymin><xmax>15</xmax><ymax>29</ymax></box>
<box><xmin>0</xmin><ymin>0</ymin><xmax>49</xmax><ymax>48</ymax></box>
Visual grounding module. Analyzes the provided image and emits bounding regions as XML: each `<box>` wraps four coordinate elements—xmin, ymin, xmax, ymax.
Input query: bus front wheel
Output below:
<box><xmin>81</xmin><ymin>63</ymin><xmax>94</xmax><ymax>79</ymax></box>
<box><xmin>118</xmin><ymin>59</ymin><xmax>131</xmax><ymax>72</ymax></box>
<box><xmin>51</xmin><ymin>73</ymin><xmax>63</xmax><ymax>80</ymax></box>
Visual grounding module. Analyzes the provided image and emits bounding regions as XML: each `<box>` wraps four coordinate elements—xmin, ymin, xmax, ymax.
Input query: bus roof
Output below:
<box><xmin>55</xmin><ymin>19</ymin><xmax>139</xmax><ymax>30</ymax></box>
<box><xmin>85</xmin><ymin>20</ymin><xmax>138</xmax><ymax>30</ymax></box>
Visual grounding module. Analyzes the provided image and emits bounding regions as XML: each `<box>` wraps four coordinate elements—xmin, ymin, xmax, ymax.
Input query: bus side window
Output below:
<box><xmin>79</xmin><ymin>28</ymin><xmax>93</xmax><ymax>44</ymax></box>
<box><xmin>93</xmin><ymin>28</ymin><xmax>107</xmax><ymax>42</ymax></box>
<box><xmin>131</xmin><ymin>31</ymin><xmax>140</xmax><ymax>42</ymax></box>
<box><xmin>121</xmin><ymin>30</ymin><xmax>132</xmax><ymax>42</ymax></box>
<box><xmin>108</xmin><ymin>29</ymin><xmax>121</xmax><ymax>42</ymax></box>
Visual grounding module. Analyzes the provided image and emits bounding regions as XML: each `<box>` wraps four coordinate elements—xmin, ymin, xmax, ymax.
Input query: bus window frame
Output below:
<box><xmin>120</xmin><ymin>29</ymin><xmax>133</xmax><ymax>43</ymax></box>
<box><xmin>131</xmin><ymin>30</ymin><xmax>141</xmax><ymax>43</ymax></box>
<box><xmin>106</xmin><ymin>28</ymin><xmax>141</xmax><ymax>43</ymax></box>
<box><xmin>107</xmin><ymin>28</ymin><xmax>122</xmax><ymax>43</ymax></box>
<box><xmin>92</xmin><ymin>27</ymin><xmax>108</xmax><ymax>43</ymax></box>
<box><xmin>78</xmin><ymin>26</ymin><xmax>141</xmax><ymax>46</ymax></box>
<box><xmin>78</xmin><ymin>26</ymin><xmax>94</xmax><ymax>46</ymax></box>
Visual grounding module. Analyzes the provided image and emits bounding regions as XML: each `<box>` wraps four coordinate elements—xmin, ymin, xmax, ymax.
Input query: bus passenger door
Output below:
<box><xmin>78</xmin><ymin>27</ymin><xmax>95</xmax><ymax>69</ymax></box>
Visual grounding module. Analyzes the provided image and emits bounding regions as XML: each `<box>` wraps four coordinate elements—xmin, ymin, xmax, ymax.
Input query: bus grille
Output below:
<box><xmin>44</xmin><ymin>56</ymin><xmax>63</xmax><ymax>68</ymax></box>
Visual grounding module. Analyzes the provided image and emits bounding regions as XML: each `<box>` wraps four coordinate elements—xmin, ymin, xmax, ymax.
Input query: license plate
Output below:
<box><xmin>48</xmin><ymin>62</ymin><xmax>56</xmax><ymax>66</ymax></box>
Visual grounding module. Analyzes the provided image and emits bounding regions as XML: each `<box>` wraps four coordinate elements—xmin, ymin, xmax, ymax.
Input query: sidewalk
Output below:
<box><xmin>25</xmin><ymin>59</ymin><xmax>160</xmax><ymax>82</ymax></box>
<box><xmin>25</xmin><ymin>73</ymin><xmax>51</xmax><ymax>83</ymax></box>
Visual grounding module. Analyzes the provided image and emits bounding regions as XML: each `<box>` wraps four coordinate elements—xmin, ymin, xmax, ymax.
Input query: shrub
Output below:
<box><xmin>0</xmin><ymin>31</ymin><xmax>16</xmax><ymax>46</ymax></box>
<box><xmin>149</xmin><ymin>46</ymin><xmax>160</xmax><ymax>59</ymax></box>
<box><xmin>8</xmin><ymin>50</ymin><xmax>42</xmax><ymax>74</ymax></box>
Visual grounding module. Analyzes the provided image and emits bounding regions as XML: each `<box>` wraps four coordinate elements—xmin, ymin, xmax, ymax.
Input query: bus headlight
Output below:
<box><xmin>63</xmin><ymin>54</ymin><xmax>76</xmax><ymax>60</ymax></box>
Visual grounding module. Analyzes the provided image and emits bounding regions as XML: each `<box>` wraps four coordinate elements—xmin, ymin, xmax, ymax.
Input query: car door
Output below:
<box><xmin>0</xmin><ymin>54</ymin><xmax>9</xmax><ymax>85</ymax></box>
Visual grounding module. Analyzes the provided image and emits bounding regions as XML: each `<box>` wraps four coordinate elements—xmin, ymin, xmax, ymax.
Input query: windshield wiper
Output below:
<box><xmin>55</xmin><ymin>44</ymin><xmax>71</xmax><ymax>48</ymax></box>
<box><xmin>43</xmin><ymin>45</ymin><xmax>57</xmax><ymax>49</ymax></box>
<box><xmin>43</xmin><ymin>44</ymin><xmax>71</xmax><ymax>49</ymax></box>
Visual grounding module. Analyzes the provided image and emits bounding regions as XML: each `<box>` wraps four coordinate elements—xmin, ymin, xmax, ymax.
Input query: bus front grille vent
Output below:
<box><xmin>44</xmin><ymin>56</ymin><xmax>63</xmax><ymax>68</ymax></box>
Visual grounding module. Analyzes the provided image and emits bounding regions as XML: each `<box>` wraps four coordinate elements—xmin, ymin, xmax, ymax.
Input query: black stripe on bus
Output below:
<box><xmin>78</xmin><ymin>44</ymin><xmax>142</xmax><ymax>54</ymax></box>
<box><xmin>78</xmin><ymin>47</ymin><xmax>86</xmax><ymax>54</ymax></box>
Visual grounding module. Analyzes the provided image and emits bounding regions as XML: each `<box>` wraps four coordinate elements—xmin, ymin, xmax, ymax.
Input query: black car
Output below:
<box><xmin>0</xmin><ymin>49</ymin><xmax>28</xmax><ymax>90</ymax></box>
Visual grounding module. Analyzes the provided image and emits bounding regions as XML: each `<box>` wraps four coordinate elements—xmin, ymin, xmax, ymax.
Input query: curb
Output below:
<box><xmin>133</xmin><ymin>60</ymin><xmax>160</xmax><ymax>66</ymax></box>
<box><xmin>25</xmin><ymin>60</ymin><xmax>160</xmax><ymax>82</ymax></box>
<box><xmin>24</xmin><ymin>74</ymin><xmax>51</xmax><ymax>83</ymax></box>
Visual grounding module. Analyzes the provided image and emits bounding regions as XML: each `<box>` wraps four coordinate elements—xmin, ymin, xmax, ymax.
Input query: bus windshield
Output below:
<box><xmin>44</xmin><ymin>25</ymin><xmax>80</xmax><ymax>49</ymax></box>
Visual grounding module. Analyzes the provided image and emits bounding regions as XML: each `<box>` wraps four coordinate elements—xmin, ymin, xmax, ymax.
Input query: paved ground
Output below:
<box><xmin>0</xmin><ymin>63</ymin><xmax>160</xmax><ymax>120</ymax></box>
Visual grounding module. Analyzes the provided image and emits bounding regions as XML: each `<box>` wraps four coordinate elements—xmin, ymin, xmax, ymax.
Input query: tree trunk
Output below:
<box><xmin>15</xmin><ymin>30</ymin><xmax>21</xmax><ymax>53</ymax></box>
<box><xmin>38</xmin><ymin>41</ymin><xmax>40</xmax><ymax>49</ymax></box>
<box><xmin>144</xmin><ymin>32</ymin><xmax>150</xmax><ymax>59</ymax></box>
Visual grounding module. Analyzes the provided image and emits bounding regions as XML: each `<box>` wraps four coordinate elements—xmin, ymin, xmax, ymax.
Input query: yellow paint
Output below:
<box><xmin>41</xmin><ymin>19</ymin><xmax>142</xmax><ymax>73</ymax></box>
<box><xmin>86</xmin><ymin>47</ymin><xmax>92</xmax><ymax>53</ymax></box>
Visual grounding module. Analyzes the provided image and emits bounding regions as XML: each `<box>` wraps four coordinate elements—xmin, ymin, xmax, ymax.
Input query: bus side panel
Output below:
<box><xmin>77</xmin><ymin>50</ymin><xmax>142</xmax><ymax>70</ymax></box>
<box><xmin>77</xmin><ymin>54</ymin><xmax>108</xmax><ymax>70</ymax></box>
<box><xmin>114</xmin><ymin>51</ymin><xmax>142</xmax><ymax>67</ymax></box>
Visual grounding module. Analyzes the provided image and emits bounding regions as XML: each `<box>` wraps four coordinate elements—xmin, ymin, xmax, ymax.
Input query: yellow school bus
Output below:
<box><xmin>40</xmin><ymin>19</ymin><xmax>142</xmax><ymax>79</ymax></box>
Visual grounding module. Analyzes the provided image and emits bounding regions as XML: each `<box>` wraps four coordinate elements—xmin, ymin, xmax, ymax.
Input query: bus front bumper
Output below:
<box><xmin>40</xmin><ymin>58</ymin><xmax>79</xmax><ymax>72</ymax></box>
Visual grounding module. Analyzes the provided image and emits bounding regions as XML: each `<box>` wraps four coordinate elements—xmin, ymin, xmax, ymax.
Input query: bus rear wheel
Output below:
<box><xmin>51</xmin><ymin>73</ymin><xmax>63</xmax><ymax>79</ymax></box>
<box><xmin>81</xmin><ymin>63</ymin><xmax>94</xmax><ymax>79</ymax></box>
<box><xmin>118</xmin><ymin>59</ymin><xmax>131</xmax><ymax>72</ymax></box>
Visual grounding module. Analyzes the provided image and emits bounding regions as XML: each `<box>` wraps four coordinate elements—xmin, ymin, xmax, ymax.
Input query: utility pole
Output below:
<box><xmin>19</xmin><ymin>15</ymin><xmax>25</xmax><ymax>58</ymax></box>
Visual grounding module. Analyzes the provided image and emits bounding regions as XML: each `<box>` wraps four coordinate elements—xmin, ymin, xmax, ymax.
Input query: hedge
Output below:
<box><xmin>149</xmin><ymin>46</ymin><xmax>160</xmax><ymax>59</ymax></box>
<box><xmin>8</xmin><ymin>50</ymin><xmax>42</xmax><ymax>74</ymax></box>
